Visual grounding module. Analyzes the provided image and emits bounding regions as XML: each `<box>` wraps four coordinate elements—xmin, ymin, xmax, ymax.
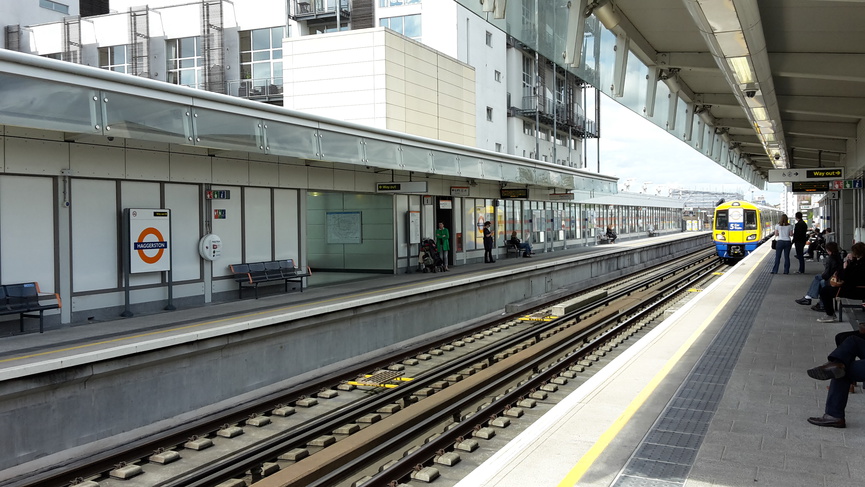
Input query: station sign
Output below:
<box><xmin>450</xmin><ymin>186</ymin><xmax>470</xmax><ymax>197</ymax></box>
<box><xmin>791</xmin><ymin>181</ymin><xmax>829</xmax><ymax>193</ymax></box>
<box><xmin>127</xmin><ymin>208</ymin><xmax>171</xmax><ymax>273</ymax></box>
<box><xmin>548</xmin><ymin>193</ymin><xmax>575</xmax><ymax>201</ymax></box>
<box><xmin>768</xmin><ymin>167</ymin><xmax>843</xmax><ymax>183</ymax></box>
<box><xmin>500</xmin><ymin>188</ymin><xmax>528</xmax><ymax>199</ymax></box>
<box><xmin>376</xmin><ymin>182</ymin><xmax>428</xmax><ymax>193</ymax></box>
<box><xmin>843</xmin><ymin>179</ymin><xmax>864</xmax><ymax>189</ymax></box>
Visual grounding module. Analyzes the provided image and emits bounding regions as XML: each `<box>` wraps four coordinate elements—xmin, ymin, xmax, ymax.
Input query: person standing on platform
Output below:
<box><xmin>435</xmin><ymin>222</ymin><xmax>450</xmax><ymax>271</ymax></box>
<box><xmin>771</xmin><ymin>214</ymin><xmax>793</xmax><ymax>274</ymax></box>
<box><xmin>805</xmin><ymin>334</ymin><xmax>865</xmax><ymax>428</ymax></box>
<box><xmin>793</xmin><ymin>211</ymin><xmax>808</xmax><ymax>273</ymax></box>
<box><xmin>483</xmin><ymin>221</ymin><xmax>495</xmax><ymax>263</ymax></box>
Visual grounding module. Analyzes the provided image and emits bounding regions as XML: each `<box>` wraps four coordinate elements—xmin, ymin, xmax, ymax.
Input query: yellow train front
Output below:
<box><xmin>713</xmin><ymin>200</ymin><xmax>781</xmax><ymax>262</ymax></box>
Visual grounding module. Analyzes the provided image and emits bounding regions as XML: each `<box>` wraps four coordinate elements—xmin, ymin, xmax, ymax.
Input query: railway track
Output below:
<box><xmin>28</xmin><ymin>250</ymin><xmax>723</xmax><ymax>487</ymax></box>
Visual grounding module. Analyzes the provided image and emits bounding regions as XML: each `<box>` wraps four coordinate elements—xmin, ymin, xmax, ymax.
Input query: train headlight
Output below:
<box><xmin>747</xmin><ymin>234</ymin><xmax>757</xmax><ymax>241</ymax></box>
<box><xmin>716</xmin><ymin>234</ymin><xmax>726</xmax><ymax>241</ymax></box>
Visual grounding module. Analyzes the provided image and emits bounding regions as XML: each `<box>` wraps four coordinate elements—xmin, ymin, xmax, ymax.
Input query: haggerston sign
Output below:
<box><xmin>128</xmin><ymin>209</ymin><xmax>171</xmax><ymax>273</ymax></box>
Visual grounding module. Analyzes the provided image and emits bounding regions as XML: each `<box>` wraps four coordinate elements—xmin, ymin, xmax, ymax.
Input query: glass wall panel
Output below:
<box><xmin>103</xmin><ymin>92</ymin><xmax>190</xmax><ymax>143</ymax></box>
<box><xmin>364</xmin><ymin>138</ymin><xmax>403</xmax><ymax>170</ymax></box>
<box><xmin>459</xmin><ymin>156</ymin><xmax>484</xmax><ymax>178</ymax></box>
<box><xmin>319</xmin><ymin>129</ymin><xmax>364</xmax><ymax>164</ymax></box>
<box><xmin>431</xmin><ymin>150</ymin><xmax>459</xmax><ymax>175</ymax></box>
<box><xmin>193</xmin><ymin>107</ymin><xmax>261</xmax><ymax>151</ymax></box>
<box><xmin>482</xmin><ymin>160</ymin><xmax>503</xmax><ymax>181</ymax></box>
<box><xmin>0</xmin><ymin>73</ymin><xmax>98</xmax><ymax>134</ymax></box>
<box><xmin>264</xmin><ymin>121</ymin><xmax>319</xmax><ymax>160</ymax></box>
<box><xmin>400</xmin><ymin>146</ymin><xmax>433</xmax><ymax>172</ymax></box>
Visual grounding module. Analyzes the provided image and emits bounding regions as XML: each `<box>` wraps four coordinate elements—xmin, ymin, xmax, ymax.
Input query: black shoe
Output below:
<box><xmin>807</xmin><ymin>414</ymin><xmax>846</xmax><ymax>428</ymax></box>
<box><xmin>811</xmin><ymin>304</ymin><xmax>825</xmax><ymax>312</ymax></box>
<box><xmin>795</xmin><ymin>298</ymin><xmax>811</xmax><ymax>305</ymax></box>
<box><xmin>807</xmin><ymin>362</ymin><xmax>846</xmax><ymax>380</ymax></box>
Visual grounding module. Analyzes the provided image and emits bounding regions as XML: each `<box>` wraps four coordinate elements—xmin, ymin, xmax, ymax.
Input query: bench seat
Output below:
<box><xmin>0</xmin><ymin>282</ymin><xmax>61</xmax><ymax>333</ymax></box>
<box><xmin>230</xmin><ymin>260</ymin><xmax>311</xmax><ymax>299</ymax></box>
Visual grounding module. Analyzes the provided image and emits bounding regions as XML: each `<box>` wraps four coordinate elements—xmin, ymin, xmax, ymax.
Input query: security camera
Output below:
<box><xmin>774</xmin><ymin>153</ymin><xmax>781</xmax><ymax>160</ymax></box>
<box><xmin>107</xmin><ymin>136</ymin><xmax>115</xmax><ymax>142</ymax></box>
<box><xmin>744</xmin><ymin>90</ymin><xmax>756</xmax><ymax>98</ymax></box>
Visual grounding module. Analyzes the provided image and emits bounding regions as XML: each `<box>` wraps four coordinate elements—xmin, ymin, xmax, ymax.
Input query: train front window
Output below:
<box><xmin>744</xmin><ymin>210</ymin><xmax>757</xmax><ymax>230</ymax></box>
<box><xmin>715</xmin><ymin>210</ymin><xmax>728</xmax><ymax>230</ymax></box>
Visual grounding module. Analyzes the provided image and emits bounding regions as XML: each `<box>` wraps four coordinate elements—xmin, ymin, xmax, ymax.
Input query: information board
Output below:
<box><xmin>128</xmin><ymin>208</ymin><xmax>171</xmax><ymax>273</ymax></box>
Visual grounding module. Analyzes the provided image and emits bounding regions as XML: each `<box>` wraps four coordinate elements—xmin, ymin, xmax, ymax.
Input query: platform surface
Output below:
<box><xmin>456</xmin><ymin>244</ymin><xmax>865</xmax><ymax>487</ymax></box>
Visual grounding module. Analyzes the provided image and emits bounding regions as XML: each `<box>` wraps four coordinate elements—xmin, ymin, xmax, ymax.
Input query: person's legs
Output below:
<box><xmin>806</xmin><ymin>275</ymin><xmax>822</xmax><ymax>298</ymax></box>
<box><xmin>782</xmin><ymin>241</ymin><xmax>792</xmax><ymax>273</ymax></box>
<box><xmin>818</xmin><ymin>284</ymin><xmax>837</xmax><ymax>318</ymax></box>
<box><xmin>772</xmin><ymin>245</ymin><xmax>782</xmax><ymax>273</ymax></box>
<box><xmin>441</xmin><ymin>250</ymin><xmax>449</xmax><ymax>270</ymax></box>
<box><xmin>795</xmin><ymin>242</ymin><xmax>806</xmax><ymax>273</ymax></box>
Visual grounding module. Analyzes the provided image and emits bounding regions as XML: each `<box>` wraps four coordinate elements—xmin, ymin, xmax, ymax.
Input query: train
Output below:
<box><xmin>713</xmin><ymin>200</ymin><xmax>783</xmax><ymax>263</ymax></box>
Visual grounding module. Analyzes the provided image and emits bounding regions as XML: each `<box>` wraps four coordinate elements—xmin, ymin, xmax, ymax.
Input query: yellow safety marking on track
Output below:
<box><xmin>687</xmin><ymin>288</ymin><xmax>702</xmax><ymax>292</ymax></box>
<box><xmin>347</xmin><ymin>382</ymin><xmax>400</xmax><ymax>389</ymax></box>
<box><xmin>556</xmin><ymin>254</ymin><xmax>761</xmax><ymax>487</ymax></box>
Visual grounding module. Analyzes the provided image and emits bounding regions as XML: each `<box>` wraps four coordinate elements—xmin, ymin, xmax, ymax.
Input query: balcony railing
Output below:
<box><xmin>227</xmin><ymin>79</ymin><xmax>283</xmax><ymax>100</ymax></box>
<box><xmin>516</xmin><ymin>93</ymin><xmax>597</xmax><ymax>137</ymax></box>
<box><xmin>294</xmin><ymin>0</ymin><xmax>350</xmax><ymax>18</ymax></box>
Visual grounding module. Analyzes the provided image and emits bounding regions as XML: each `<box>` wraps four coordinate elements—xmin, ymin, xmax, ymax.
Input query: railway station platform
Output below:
<box><xmin>0</xmin><ymin>232</ymin><xmax>709</xmax><ymax>482</ymax></box>
<box><xmin>456</xmin><ymin>242</ymin><xmax>865</xmax><ymax>487</ymax></box>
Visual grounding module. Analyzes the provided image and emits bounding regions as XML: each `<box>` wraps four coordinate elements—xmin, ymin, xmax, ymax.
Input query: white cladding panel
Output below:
<box><xmin>0</xmin><ymin>176</ymin><xmax>55</xmax><ymax>291</ymax></box>
<box><xmin>274</xmin><ymin>189</ymin><xmax>300</xmax><ymax>262</ymax></box>
<box><xmin>243</xmin><ymin>187</ymin><xmax>273</xmax><ymax>262</ymax></box>
<box><xmin>165</xmin><ymin>183</ymin><xmax>202</xmax><ymax>282</ymax></box>
<box><xmin>72</xmin><ymin>179</ymin><xmax>119</xmax><ymax>292</ymax></box>
<box><xmin>211</xmin><ymin>186</ymin><xmax>242</xmax><ymax>277</ymax></box>
<box><xmin>121</xmin><ymin>181</ymin><xmax>162</xmax><ymax>286</ymax></box>
<box><xmin>71</xmin><ymin>144</ymin><xmax>127</xmax><ymax>179</ymax></box>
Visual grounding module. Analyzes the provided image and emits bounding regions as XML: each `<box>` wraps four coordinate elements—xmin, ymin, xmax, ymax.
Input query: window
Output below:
<box><xmin>379</xmin><ymin>0</ymin><xmax>421</xmax><ymax>6</ymax></box>
<box><xmin>40</xmin><ymin>0</ymin><xmax>69</xmax><ymax>14</ymax></box>
<box><xmin>744</xmin><ymin>210</ymin><xmax>758</xmax><ymax>230</ymax></box>
<box><xmin>494</xmin><ymin>70</ymin><xmax>501</xmax><ymax>82</ymax></box>
<box><xmin>486</xmin><ymin>107</ymin><xmax>493</xmax><ymax>121</ymax></box>
<box><xmin>715</xmin><ymin>210</ymin><xmax>728</xmax><ymax>230</ymax></box>
<box><xmin>167</xmin><ymin>37</ymin><xmax>203</xmax><ymax>88</ymax></box>
<box><xmin>239</xmin><ymin>27</ymin><xmax>285</xmax><ymax>94</ymax></box>
<box><xmin>495</xmin><ymin>143</ymin><xmax>502</xmax><ymax>152</ymax></box>
<box><xmin>99</xmin><ymin>45</ymin><xmax>129</xmax><ymax>74</ymax></box>
<box><xmin>522</xmin><ymin>55</ymin><xmax>533</xmax><ymax>91</ymax></box>
<box><xmin>380</xmin><ymin>14</ymin><xmax>422</xmax><ymax>41</ymax></box>
<box><xmin>486</xmin><ymin>31</ymin><xmax>492</xmax><ymax>47</ymax></box>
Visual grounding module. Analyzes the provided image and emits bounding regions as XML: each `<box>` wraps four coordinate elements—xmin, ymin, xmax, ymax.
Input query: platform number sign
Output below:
<box><xmin>128</xmin><ymin>209</ymin><xmax>171</xmax><ymax>273</ymax></box>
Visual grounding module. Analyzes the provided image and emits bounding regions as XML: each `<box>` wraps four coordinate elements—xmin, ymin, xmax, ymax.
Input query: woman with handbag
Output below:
<box><xmin>817</xmin><ymin>242</ymin><xmax>865</xmax><ymax>323</ymax></box>
<box><xmin>771</xmin><ymin>214</ymin><xmax>794</xmax><ymax>274</ymax></box>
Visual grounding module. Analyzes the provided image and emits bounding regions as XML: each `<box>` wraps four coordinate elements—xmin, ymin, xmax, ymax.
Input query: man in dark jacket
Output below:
<box><xmin>793</xmin><ymin>211</ymin><xmax>808</xmax><ymax>274</ymax></box>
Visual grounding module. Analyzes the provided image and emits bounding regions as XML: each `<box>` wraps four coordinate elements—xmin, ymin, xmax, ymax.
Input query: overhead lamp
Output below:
<box><xmin>750</xmin><ymin>106</ymin><xmax>768</xmax><ymax>120</ymax></box>
<box><xmin>728</xmin><ymin>56</ymin><xmax>755</xmax><ymax>84</ymax></box>
<box><xmin>594</xmin><ymin>3</ymin><xmax>621</xmax><ymax>30</ymax></box>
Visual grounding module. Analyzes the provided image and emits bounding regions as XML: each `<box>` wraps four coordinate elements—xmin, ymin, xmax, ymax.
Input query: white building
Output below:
<box><xmin>5</xmin><ymin>0</ymin><xmax>598</xmax><ymax>166</ymax></box>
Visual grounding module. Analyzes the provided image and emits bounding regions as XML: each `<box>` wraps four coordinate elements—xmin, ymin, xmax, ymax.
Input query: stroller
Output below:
<box><xmin>418</xmin><ymin>238</ymin><xmax>445</xmax><ymax>273</ymax></box>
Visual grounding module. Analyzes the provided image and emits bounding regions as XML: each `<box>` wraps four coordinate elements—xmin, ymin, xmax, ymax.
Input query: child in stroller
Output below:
<box><xmin>418</xmin><ymin>238</ymin><xmax>445</xmax><ymax>273</ymax></box>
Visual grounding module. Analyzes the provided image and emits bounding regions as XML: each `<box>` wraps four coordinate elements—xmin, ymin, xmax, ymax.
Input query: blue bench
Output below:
<box><xmin>229</xmin><ymin>259</ymin><xmax>311</xmax><ymax>299</ymax></box>
<box><xmin>0</xmin><ymin>282</ymin><xmax>61</xmax><ymax>333</ymax></box>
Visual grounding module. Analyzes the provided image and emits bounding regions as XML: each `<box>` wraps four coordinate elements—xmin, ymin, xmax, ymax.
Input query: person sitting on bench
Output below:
<box><xmin>605</xmin><ymin>226</ymin><xmax>617</xmax><ymax>244</ymax></box>
<box><xmin>509</xmin><ymin>231</ymin><xmax>533</xmax><ymax>258</ymax></box>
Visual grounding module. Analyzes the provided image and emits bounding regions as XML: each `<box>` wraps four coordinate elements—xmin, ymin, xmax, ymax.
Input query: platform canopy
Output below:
<box><xmin>460</xmin><ymin>0</ymin><xmax>865</xmax><ymax>188</ymax></box>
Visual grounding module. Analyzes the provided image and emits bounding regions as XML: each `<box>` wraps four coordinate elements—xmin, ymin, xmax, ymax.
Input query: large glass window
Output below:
<box><xmin>167</xmin><ymin>37</ymin><xmax>203</xmax><ymax>89</ymax></box>
<box><xmin>39</xmin><ymin>0</ymin><xmax>69</xmax><ymax>14</ymax></box>
<box><xmin>380</xmin><ymin>14</ymin><xmax>421</xmax><ymax>41</ymax></box>
<box><xmin>715</xmin><ymin>210</ymin><xmax>728</xmax><ymax>230</ymax></box>
<box><xmin>239</xmin><ymin>27</ymin><xmax>285</xmax><ymax>95</ymax></box>
<box><xmin>99</xmin><ymin>45</ymin><xmax>129</xmax><ymax>74</ymax></box>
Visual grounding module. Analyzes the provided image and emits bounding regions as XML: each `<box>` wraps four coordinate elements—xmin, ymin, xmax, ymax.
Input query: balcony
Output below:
<box><xmin>228</xmin><ymin>79</ymin><xmax>283</xmax><ymax>102</ymax></box>
<box><xmin>293</xmin><ymin>0</ymin><xmax>350</xmax><ymax>20</ymax></box>
<box><xmin>515</xmin><ymin>93</ymin><xmax>598</xmax><ymax>138</ymax></box>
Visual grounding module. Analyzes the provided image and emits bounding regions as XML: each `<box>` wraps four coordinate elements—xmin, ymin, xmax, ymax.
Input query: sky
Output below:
<box><xmin>589</xmin><ymin>95</ymin><xmax>785</xmax><ymax>205</ymax></box>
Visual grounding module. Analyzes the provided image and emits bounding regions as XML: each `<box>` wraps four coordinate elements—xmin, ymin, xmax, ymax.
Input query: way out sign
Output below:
<box><xmin>127</xmin><ymin>208</ymin><xmax>171</xmax><ymax>273</ymax></box>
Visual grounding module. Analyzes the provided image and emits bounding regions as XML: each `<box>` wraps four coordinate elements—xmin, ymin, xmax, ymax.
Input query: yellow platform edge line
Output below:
<box><xmin>556</xmin><ymin>257</ymin><xmax>760</xmax><ymax>486</ymax></box>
